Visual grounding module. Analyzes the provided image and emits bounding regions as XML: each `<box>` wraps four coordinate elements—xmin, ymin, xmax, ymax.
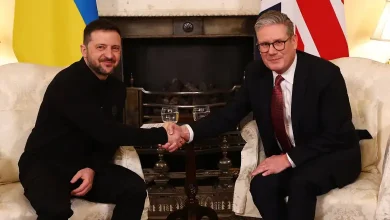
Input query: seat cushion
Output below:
<box><xmin>315</xmin><ymin>172</ymin><xmax>381</xmax><ymax>220</ymax></box>
<box><xmin>0</xmin><ymin>182</ymin><xmax>115</xmax><ymax>220</ymax></box>
<box><xmin>0</xmin><ymin>183</ymin><xmax>36</xmax><ymax>220</ymax></box>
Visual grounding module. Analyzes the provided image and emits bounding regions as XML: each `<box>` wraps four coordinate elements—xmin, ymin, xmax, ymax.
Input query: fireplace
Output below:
<box><xmin>101</xmin><ymin>14</ymin><xmax>258</xmax><ymax>219</ymax></box>
<box><xmin>122</xmin><ymin>36</ymin><xmax>254</xmax><ymax>91</ymax></box>
<box><xmin>102</xmin><ymin>16</ymin><xmax>258</xmax><ymax>127</ymax></box>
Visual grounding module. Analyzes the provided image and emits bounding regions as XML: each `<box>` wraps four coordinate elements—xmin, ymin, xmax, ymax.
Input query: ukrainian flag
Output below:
<box><xmin>13</xmin><ymin>0</ymin><xmax>98</xmax><ymax>67</ymax></box>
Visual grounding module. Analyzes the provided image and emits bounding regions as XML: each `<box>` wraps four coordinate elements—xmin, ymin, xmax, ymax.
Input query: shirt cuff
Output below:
<box><xmin>287</xmin><ymin>153</ymin><xmax>296</xmax><ymax>168</ymax></box>
<box><xmin>184</xmin><ymin>124</ymin><xmax>194</xmax><ymax>143</ymax></box>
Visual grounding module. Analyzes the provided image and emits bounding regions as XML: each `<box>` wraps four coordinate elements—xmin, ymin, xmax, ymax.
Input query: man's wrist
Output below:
<box><xmin>286</xmin><ymin>153</ymin><xmax>296</xmax><ymax>168</ymax></box>
<box><xmin>183</xmin><ymin>124</ymin><xmax>194</xmax><ymax>142</ymax></box>
<box><xmin>284</xmin><ymin>154</ymin><xmax>292</xmax><ymax>168</ymax></box>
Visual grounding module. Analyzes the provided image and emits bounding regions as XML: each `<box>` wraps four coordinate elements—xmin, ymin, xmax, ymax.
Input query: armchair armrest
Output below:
<box><xmin>375</xmin><ymin>135</ymin><xmax>390</xmax><ymax>220</ymax></box>
<box><xmin>233</xmin><ymin>120</ymin><xmax>263</xmax><ymax>217</ymax></box>
<box><xmin>113</xmin><ymin>146</ymin><xmax>145</xmax><ymax>179</ymax></box>
<box><xmin>113</xmin><ymin>146</ymin><xmax>149</xmax><ymax>220</ymax></box>
<box><xmin>240</xmin><ymin>120</ymin><xmax>266</xmax><ymax>163</ymax></box>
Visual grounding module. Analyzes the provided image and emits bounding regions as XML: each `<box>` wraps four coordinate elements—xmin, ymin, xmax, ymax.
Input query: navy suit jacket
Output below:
<box><xmin>190</xmin><ymin>50</ymin><xmax>361</xmax><ymax>187</ymax></box>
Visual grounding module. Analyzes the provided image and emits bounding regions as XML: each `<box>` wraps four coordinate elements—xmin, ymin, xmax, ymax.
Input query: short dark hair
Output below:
<box><xmin>83</xmin><ymin>19</ymin><xmax>121</xmax><ymax>45</ymax></box>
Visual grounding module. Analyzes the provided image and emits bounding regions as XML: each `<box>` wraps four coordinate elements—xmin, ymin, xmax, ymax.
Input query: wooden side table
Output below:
<box><xmin>166</xmin><ymin>143</ymin><xmax>219</xmax><ymax>220</ymax></box>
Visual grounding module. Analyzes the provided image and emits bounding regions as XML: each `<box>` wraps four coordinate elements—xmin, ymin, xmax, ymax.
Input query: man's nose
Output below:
<box><xmin>268</xmin><ymin>45</ymin><xmax>278</xmax><ymax>55</ymax></box>
<box><xmin>104</xmin><ymin>48</ymin><xmax>113</xmax><ymax>59</ymax></box>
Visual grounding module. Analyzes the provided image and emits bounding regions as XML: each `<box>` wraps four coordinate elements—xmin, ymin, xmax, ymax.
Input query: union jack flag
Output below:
<box><xmin>259</xmin><ymin>0</ymin><xmax>349</xmax><ymax>60</ymax></box>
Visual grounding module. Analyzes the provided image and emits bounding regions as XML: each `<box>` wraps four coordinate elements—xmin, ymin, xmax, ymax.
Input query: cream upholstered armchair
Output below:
<box><xmin>0</xmin><ymin>63</ymin><xmax>149</xmax><ymax>220</ymax></box>
<box><xmin>233</xmin><ymin>57</ymin><xmax>390</xmax><ymax>220</ymax></box>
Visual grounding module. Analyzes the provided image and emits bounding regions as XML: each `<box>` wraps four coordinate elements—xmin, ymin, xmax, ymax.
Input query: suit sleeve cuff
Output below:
<box><xmin>184</xmin><ymin>124</ymin><xmax>194</xmax><ymax>143</ymax></box>
<box><xmin>287</xmin><ymin>153</ymin><xmax>296</xmax><ymax>168</ymax></box>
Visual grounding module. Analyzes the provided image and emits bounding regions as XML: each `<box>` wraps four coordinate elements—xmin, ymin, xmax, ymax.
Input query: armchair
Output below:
<box><xmin>0</xmin><ymin>63</ymin><xmax>149</xmax><ymax>220</ymax></box>
<box><xmin>233</xmin><ymin>57</ymin><xmax>390</xmax><ymax>219</ymax></box>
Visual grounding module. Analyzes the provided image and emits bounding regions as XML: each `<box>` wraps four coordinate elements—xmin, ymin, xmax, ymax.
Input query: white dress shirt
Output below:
<box><xmin>273</xmin><ymin>54</ymin><xmax>297</xmax><ymax>167</ymax></box>
<box><xmin>185</xmin><ymin>53</ymin><xmax>298</xmax><ymax>167</ymax></box>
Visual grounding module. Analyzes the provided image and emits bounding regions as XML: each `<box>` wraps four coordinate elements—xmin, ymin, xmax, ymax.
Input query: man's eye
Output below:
<box><xmin>97</xmin><ymin>45</ymin><xmax>105</xmax><ymax>50</ymax></box>
<box><xmin>274</xmin><ymin>41</ymin><xmax>283</xmax><ymax>46</ymax></box>
<box><xmin>260</xmin><ymin>43</ymin><xmax>270</xmax><ymax>47</ymax></box>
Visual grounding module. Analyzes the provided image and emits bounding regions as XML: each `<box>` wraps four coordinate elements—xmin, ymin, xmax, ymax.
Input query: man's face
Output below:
<box><xmin>256</xmin><ymin>24</ymin><xmax>297</xmax><ymax>74</ymax></box>
<box><xmin>81</xmin><ymin>30</ymin><xmax>121</xmax><ymax>78</ymax></box>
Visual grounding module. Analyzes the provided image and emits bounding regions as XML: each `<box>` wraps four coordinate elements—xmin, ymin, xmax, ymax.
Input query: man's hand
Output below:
<box><xmin>162</xmin><ymin>122</ymin><xmax>185</xmax><ymax>152</ymax></box>
<box><xmin>70</xmin><ymin>167</ymin><xmax>95</xmax><ymax>196</ymax></box>
<box><xmin>251</xmin><ymin>154</ymin><xmax>291</xmax><ymax>177</ymax></box>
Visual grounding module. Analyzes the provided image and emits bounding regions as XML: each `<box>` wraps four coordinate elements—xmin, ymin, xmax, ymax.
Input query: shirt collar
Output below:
<box><xmin>272</xmin><ymin>53</ymin><xmax>297</xmax><ymax>85</ymax></box>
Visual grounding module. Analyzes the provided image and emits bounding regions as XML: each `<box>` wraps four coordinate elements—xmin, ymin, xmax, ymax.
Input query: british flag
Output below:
<box><xmin>259</xmin><ymin>0</ymin><xmax>349</xmax><ymax>60</ymax></box>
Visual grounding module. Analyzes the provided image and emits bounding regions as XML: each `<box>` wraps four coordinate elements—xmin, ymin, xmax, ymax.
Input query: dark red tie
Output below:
<box><xmin>271</xmin><ymin>75</ymin><xmax>292</xmax><ymax>152</ymax></box>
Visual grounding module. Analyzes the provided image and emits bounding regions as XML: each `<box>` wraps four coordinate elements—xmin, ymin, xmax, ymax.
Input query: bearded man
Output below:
<box><xmin>18</xmin><ymin>19</ymin><xmax>181</xmax><ymax>220</ymax></box>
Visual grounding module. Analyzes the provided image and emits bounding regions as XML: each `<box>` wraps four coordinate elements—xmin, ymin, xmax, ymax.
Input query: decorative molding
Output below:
<box><xmin>97</xmin><ymin>0</ymin><xmax>261</xmax><ymax>17</ymax></box>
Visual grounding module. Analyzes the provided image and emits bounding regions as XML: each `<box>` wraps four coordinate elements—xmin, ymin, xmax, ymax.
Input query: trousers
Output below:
<box><xmin>19</xmin><ymin>155</ymin><xmax>147</xmax><ymax>220</ymax></box>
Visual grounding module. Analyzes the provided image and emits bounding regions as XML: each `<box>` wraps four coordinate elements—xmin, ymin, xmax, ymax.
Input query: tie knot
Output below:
<box><xmin>275</xmin><ymin>75</ymin><xmax>284</xmax><ymax>86</ymax></box>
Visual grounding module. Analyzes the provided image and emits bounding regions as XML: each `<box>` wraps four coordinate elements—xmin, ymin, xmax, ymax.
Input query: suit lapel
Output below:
<box><xmin>291</xmin><ymin>52</ymin><xmax>309</xmax><ymax>136</ymax></box>
<box><xmin>257</xmin><ymin>69</ymin><xmax>274</xmax><ymax>136</ymax></box>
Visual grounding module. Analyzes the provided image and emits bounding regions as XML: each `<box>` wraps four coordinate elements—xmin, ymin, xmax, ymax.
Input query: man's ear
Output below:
<box><xmin>80</xmin><ymin>44</ymin><xmax>87</xmax><ymax>58</ymax></box>
<box><xmin>291</xmin><ymin>34</ymin><xmax>298</xmax><ymax>49</ymax></box>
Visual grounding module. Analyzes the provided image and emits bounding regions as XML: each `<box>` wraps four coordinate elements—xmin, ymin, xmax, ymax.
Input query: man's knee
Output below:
<box><xmin>129</xmin><ymin>183</ymin><xmax>147</xmax><ymax>201</ymax></box>
<box><xmin>38</xmin><ymin>206</ymin><xmax>72</xmax><ymax>219</ymax></box>
<box><xmin>250</xmin><ymin>174</ymin><xmax>279</xmax><ymax>197</ymax></box>
<box><xmin>23</xmin><ymin>181</ymin><xmax>72</xmax><ymax>219</ymax></box>
<box><xmin>122</xmin><ymin>173</ymin><xmax>147</xmax><ymax>201</ymax></box>
<box><xmin>30</xmin><ymin>197</ymin><xmax>72</xmax><ymax>219</ymax></box>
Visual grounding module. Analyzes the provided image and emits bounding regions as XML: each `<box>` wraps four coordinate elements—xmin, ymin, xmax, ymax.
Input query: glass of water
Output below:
<box><xmin>193</xmin><ymin>106</ymin><xmax>210</xmax><ymax>121</ymax></box>
<box><xmin>161</xmin><ymin>106</ymin><xmax>179</xmax><ymax>123</ymax></box>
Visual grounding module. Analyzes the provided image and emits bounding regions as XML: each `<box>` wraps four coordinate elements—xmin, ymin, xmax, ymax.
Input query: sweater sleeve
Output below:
<box><xmin>84</xmin><ymin>83</ymin><xmax>141</xmax><ymax>172</ymax></box>
<box><xmin>50</xmin><ymin>78</ymin><xmax>168</xmax><ymax>147</ymax></box>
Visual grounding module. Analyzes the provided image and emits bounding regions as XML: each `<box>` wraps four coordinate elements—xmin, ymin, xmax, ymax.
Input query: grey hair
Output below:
<box><xmin>254</xmin><ymin>10</ymin><xmax>294</xmax><ymax>37</ymax></box>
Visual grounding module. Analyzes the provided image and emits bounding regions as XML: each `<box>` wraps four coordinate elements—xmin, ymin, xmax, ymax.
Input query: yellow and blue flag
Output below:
<box><xmin>13</xmin><ymin>0</ymin><xmax>98</xmax><ymax>67</ymax></box>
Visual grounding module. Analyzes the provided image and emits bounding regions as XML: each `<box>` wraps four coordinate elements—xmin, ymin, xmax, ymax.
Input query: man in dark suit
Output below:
<box><xmin>164</xmin><ymin>10</ymin><xmax>361</xmax><ymax>220</ymax></box>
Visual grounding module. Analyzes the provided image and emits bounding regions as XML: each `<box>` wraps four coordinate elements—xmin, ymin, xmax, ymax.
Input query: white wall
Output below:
<box><xmin>345</xmin><ymin>0</ymin><xmax>390</xmax><ymax>63</ymax></box>
<box><xmin>96</xmin><ymin>0</ymin><xmax>261</xmax><ymax>16</ymax></box>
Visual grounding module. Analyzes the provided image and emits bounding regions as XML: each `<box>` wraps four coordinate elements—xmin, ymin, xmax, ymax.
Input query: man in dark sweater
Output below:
<box><xmin>18</xmin><ymin>19</ymin><xmax>181</xmax><ymax>220</ymax></box>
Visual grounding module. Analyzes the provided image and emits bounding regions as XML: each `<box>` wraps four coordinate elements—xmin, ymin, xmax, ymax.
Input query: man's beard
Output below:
<box><xmin>87</xmin><ymin>56</ymin><xmax>116</xmax><ymax>76</ymax></box>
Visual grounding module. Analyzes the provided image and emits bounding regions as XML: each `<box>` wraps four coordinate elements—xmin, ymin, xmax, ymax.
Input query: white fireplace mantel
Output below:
<box><xmin>97</xmin><ymin>0</ymin><xmax>261</xmax><ymax>17</ymax></box>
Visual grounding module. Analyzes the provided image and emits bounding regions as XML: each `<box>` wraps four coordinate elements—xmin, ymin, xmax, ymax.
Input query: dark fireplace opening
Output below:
<box><xmin>122</xmin><ymin>36</ymin><xmax>255</xmax><ymax>90</ymax></box>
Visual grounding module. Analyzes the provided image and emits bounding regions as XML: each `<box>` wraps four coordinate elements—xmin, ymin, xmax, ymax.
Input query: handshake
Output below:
<box><xmin>161</xmin><ymin>122</ymin><xmax>190</xmax><ymax>152</ymax></box>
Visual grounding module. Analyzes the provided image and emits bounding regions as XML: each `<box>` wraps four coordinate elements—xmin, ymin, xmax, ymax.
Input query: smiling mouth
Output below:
<box><xmin>102</xmin><ymin>61</ymin><xmax>114</xmax><ymax>65</ymax></box>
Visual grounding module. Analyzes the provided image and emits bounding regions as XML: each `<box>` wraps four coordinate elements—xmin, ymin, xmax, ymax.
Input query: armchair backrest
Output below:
<box><xmin>331</xmin><ymin>57</ymin><xmax>390</xmax><ymax>173</ymax></box>
<box><xmin>0</xmin><ymin>63</ymin><xmax>64</xmax><ymax>184</ymax></box>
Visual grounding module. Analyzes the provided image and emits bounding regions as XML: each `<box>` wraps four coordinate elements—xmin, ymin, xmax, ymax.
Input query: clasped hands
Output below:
<box><xmin>161</xmin><ymin>122</ymin><xmax>190</xmax><ymax>152</ymax></box>
<box><xmin>161</xmin><ymin>123</ymin><xmax>292</xmax><ymax>176</ymax></box>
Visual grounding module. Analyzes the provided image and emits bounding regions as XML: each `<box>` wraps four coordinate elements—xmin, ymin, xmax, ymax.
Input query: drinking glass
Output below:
<box><xmin>193</xmin><ymin>106</ymin><xmax>210</xmax><ymax>121</ymax></box>
<box><xmin>161</xmin><ymin>106</ymin><xmax>179</xmax><ymax>123</ymax></box>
